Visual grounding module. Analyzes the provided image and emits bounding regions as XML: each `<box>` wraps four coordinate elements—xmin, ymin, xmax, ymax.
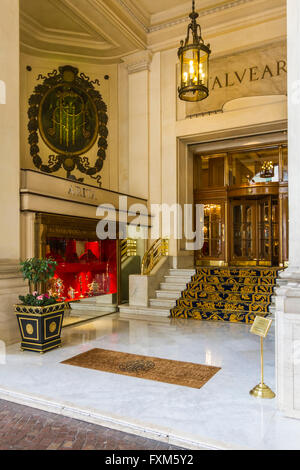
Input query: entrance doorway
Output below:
<box><xmin>194</xmin><ymin>143</ymin><xmax>288</xmax><ymax>267</ymax></box>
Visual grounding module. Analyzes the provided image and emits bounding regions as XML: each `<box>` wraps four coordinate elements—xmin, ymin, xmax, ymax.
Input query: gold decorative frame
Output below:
<box><xmin>28</xmin><ymin>65</ymin><xmax>108</xmax><ymax>186</ymax></box>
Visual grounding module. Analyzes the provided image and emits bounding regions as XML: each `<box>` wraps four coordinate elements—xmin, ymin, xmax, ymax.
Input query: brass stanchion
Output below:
<box><xmin>249</xmin><ymin>316</ymin><xmax>276</xmax><ymax>399</ymax></box>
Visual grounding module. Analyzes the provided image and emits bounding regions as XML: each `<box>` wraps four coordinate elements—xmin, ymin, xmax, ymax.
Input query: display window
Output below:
<box><xmin>45</xmin><ymin>237</ymin><xmax>117</xmax><ymax>302</ymax></box>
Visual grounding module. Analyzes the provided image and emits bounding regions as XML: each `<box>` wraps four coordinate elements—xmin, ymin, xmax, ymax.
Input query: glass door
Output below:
<box><xmin>231</xmin><ymin>200</ymin><xmax>257</xmax><ymax>263</ymax></box>
<box><xmin>230</xmin><ymin>197</ymin><xmax>279</xmax><ymax>265</ymax></box>
<box><xmin>195</xmin><ymin>202</ymin><xmax>225</xmax><ymax>265</ymax></box>
<box><xmin>257</xmin><ymin>197</ymin><xmax>279</xmax><ymax>265</ymax></box>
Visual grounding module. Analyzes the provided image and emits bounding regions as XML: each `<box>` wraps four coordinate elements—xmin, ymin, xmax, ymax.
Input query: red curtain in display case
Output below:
<box><xmin>46</xmin><ymin>238</ymin><xmax>117</xmax><ymax>302</ymax></box>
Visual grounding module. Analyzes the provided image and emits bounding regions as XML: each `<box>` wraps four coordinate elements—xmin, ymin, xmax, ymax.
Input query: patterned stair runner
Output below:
<box><xmin>170</xmin><ymin>267</ymin><xmax>280</xmax><ymax>324</ymax></box>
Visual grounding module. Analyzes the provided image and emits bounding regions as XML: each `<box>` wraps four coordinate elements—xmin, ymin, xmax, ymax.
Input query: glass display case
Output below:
<box><xmin>45</xmin><ymin>237</ymin><xmax>117</xmax><ymax>302</ymax></box>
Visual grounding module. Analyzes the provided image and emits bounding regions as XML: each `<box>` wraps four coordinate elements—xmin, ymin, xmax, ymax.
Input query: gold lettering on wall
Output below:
<box><xmin>211</xmin><ymin>61</ymin><xmax>285</xmax><ymax>90</ymax></box>
<box><xmin>185</xmin><ymin>41</ymin><xmax>287</xmax><ymax>116</ymax></box>
<box><xmin>68</xmin><ymin>185</ymin><xmax>96</xmax><ymax>201</ymax></box>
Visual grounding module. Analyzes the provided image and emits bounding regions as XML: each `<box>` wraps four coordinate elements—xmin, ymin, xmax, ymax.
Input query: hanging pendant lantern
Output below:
<box><xmin>178</xmin><ymin>0</ymin><xmax>211</xmax><ymax>102</ymax></box>
<box><xmin>260</xmin><ymin>161</ymin><xmax>274</xmax><ymax>178</ymax></box>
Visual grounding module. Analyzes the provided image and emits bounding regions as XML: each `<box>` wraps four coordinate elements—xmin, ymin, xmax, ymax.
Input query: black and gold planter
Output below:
<box><xmin>15</xmin><ymin>302</ymin><xmax>65</xmax><ymax>353</ymax></box>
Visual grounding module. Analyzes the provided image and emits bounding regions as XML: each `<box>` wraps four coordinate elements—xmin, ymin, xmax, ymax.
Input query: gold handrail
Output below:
<box><xmin>121</xmin><ymin>238</ymin><xmax>137</xmax><ymax>263</ymax></box>
<box><xmin>141</xmin><ymin>238</ymin><xmax>169</xmax><ymax>275</ymax></box>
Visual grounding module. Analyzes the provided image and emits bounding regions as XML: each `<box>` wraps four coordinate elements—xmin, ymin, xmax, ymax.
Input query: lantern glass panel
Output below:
<box><xmin>179</xmin><ymin>47</ymin><xmax>209</xmax><ymax>102</ymax></box>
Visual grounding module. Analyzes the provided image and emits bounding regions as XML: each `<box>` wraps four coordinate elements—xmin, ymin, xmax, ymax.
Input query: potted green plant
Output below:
<box><xmin>15</xmin><ymin>257</ymin><xmax>66</xmax><ymax>353</ymax></box>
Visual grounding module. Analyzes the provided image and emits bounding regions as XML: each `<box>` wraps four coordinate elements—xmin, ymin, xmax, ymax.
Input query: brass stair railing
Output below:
<box><xmin>121</xmin><ymin>238</ymin><xmax>137</xmax><ymax>263</ymax></box>
<box><xmin>141</xmin><ymin>238</ymin><xmax>169</xmax><ymax>275</ymax></box>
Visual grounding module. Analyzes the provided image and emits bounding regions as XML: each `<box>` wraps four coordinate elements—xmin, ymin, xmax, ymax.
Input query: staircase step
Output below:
<box><xmin>160</xmin><ymin>282</ymin><xmax>188</xmax><ymax>291</ymax></box>
<box><xmin>119</xmin><ymin>304</ymin><xmax>170</xmax><ymax>318</ymax></box>
<box><xmin>150</xmin><ymin>298</ymin><xmax>176</xmax><ymax>308</ymax></box>
<box><xmin>171</xmin><ymin>306</ymin><xmax>269</xmax><ymax>323</ymax></box>
<box><xmin>164</xmin><ymin>275</ymin><xmax>191</xmax><ymax>284</ymax></box>
<box><xmin>196</xmin><ymin>268</ymin><xmax>279</xmax><ymax>277</ymax></box>
<box><xmin>156</xmin><ymin>290</ymin><xmax>182</xmax><ymax>300</ymax></box>
<box><xmin>182</xmin><ymin>291</ymin><xmax>273</xmax><ymax>303</ymax></box>
<box><xmin>276</xmin><ymin>279</ymin><xmax>288</xmax><ymax>287</ymax></box>
<box><xmin>190</xmin><ymin>275</ymin><xmax>276</xmax><ymax>285</ymax></box>
<box><xmin>169</xmin><ymin>269</ymin><xmax>196</xmax><ymax>276</ymax></box>
<box><xmin>176</xmin><ymin>299</ymin><xmax>270</xmax><ymax>313</ymax></box>
<box><xmin>170</xmin><ymin>266</ymin><xmax>282</xmax><ymax>324</ymax></box>
<box><xmin>186</xmin><ymin>282</ymin><xmax>275</xmax><ymax>294</ymax></box>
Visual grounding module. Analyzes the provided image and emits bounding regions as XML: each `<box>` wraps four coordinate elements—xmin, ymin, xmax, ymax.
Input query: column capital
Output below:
<box><xmin>122</xmin><ymin>50</ymin><xmax>153</xmax><ymax>74</ymax></box>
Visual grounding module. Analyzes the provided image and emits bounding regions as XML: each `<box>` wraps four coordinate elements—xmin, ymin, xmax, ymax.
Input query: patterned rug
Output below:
<box><xmin>170</xmin><ymin>267</ymin><xmax>281</xmax><ymax>324</ymax></box>
<box><xmin>61</xmin><ymin>348</ymin><xmax>221</xmax><ymax>389</ymax></box>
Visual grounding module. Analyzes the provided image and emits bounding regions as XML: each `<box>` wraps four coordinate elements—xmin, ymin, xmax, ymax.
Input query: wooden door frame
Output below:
<box><xmin>194</xmin><ymin>196</ymin><xmax>226</xmax><ymax>266</ymax></box>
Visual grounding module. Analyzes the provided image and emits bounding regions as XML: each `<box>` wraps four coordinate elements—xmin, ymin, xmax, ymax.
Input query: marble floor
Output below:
<box><xmin>0</xmin><ymin>314</ymin><xmax>300</xmax><ymax>450</ymax></box>
<box><xmin>62</xmin><ymin>309</ymin><xmax>102</xmax><ymax>328</ymax></box>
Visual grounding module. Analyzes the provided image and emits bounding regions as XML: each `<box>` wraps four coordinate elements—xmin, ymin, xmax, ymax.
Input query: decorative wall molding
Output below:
<box><xmin>0</xmin><ymin>261</ymin><xmax>24</xmax><ymax>279</ymax></box>
<box><xmin>117</xmin><ymin>0</ymin><xmax>257</xmax><ymax>34</ymax></box>
<box><xmin>117</xmin><ymin>0</ymin><xmax>149</xmax><ymax>33</ymax></box>
<box><xmin>122</xmin><ymin>50</ymin><xmax>153</xmax><ymax>74</ymax></box>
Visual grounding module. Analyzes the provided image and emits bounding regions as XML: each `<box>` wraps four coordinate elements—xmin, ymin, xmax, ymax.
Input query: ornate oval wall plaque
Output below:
<box><xmin>28</xmin><ymin>65</ymin><xmax>108</xmax><ymax>186</ymax></box>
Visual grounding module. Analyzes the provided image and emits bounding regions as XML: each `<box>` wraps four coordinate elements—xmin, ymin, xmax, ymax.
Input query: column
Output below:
<box><xmin>276</xmin><ymin>0</ymin><xmax>300</xmax><ymax>418</ymax></box>
<box><xmin>0</xmin><ymin>0</ymin><xmax>27</xmax><ymax>344</ymax></box>
<box><xmin>122</xmin><ymin>50</ymin><xmax>152</xmax><ymax>201</ymax></box>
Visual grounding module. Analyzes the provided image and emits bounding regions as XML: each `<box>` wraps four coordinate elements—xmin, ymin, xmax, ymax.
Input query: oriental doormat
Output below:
<box><xmin>61</xmin><ymin>348</ymin><xmax>221</xmax><ymax>389</ymax></box>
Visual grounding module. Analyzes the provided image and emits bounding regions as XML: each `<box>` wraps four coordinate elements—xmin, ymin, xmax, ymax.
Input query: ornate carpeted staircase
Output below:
<box><xmin>170</xmin><ymin>267</ymin><xmax>280</xmax><ymax>324</ymax></box>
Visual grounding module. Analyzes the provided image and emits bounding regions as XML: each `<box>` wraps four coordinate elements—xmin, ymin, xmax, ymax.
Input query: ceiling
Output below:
<box><xmin>20</xmin><ymin>0</ymin><xmax>286</xmax><ymax>64</ymax></box>
<box><xmin>131</xmin><ymin>0</ymin><xmax>188</xmax><ymax>17</ymax></box>
<box><xmin>20</xmin><ymin>0</ymin><xmax>148</xmax><ymax>63</ymax></box>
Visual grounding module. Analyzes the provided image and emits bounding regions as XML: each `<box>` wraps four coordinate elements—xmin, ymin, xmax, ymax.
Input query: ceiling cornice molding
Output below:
<box><xmin>89</xmin><ymin>0</ymin><xmax>147</xmax><ymax>49</ymax></box>
<box><xmin>117</xmin><ymin>0</ymin><xmax>150</xmax><ymax>32</ymax></box>
<box><xmin>117</xmin><ymin>0</ymin><xmax>258</xmax><ymax>33</ymax></box>
<box><xmin>20</xmin><ymin>41</ymin><xmax>141</xmax><ymax>65</ymax></box>
<box><xmin>148</xmin><ymin>7</ymin><xmax>286</xmax><ymax>53</ymax></box>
